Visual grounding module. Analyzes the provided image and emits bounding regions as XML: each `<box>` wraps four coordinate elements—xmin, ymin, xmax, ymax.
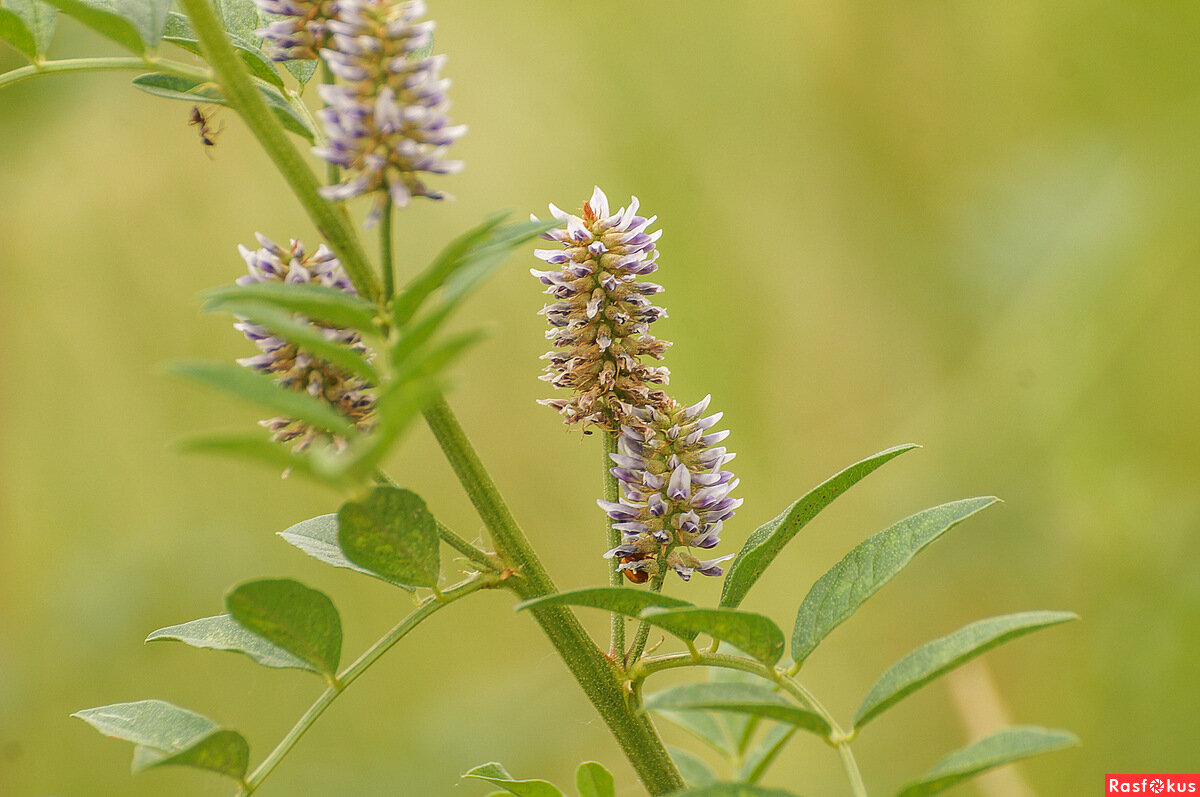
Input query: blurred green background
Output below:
<box><xmin>2</xmin><ymin>1</ymin><xmax>1198</xmax><ymax>794</ymax></box>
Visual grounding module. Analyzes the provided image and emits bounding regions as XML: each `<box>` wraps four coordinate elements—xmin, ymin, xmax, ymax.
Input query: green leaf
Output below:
<box><xmin>639</xmin><ymin>608</ymin><xmax>785</xmax><ymax>666</ymax></box>
<box><xmin>462</xmin><ymin>762</ymin><xmax>565</xmax><ymax>797</ymax></box>
<box><xmin>737</xmin><ymin>724</ymin><xmax>794</xmax><ymax>784</ymax></box>
<box><xmin>167</xmin><ymin>360</ymin><xmax>356</xmax><ymax>437</ymax></box>
<box><xmin>708</xmin><ymin>658</ymin><xmax>765</xmax><ymax>758</ymax></box>
<box><xmin>667</xmin><ymin>784</ymin><xmax>799</xmax><ymax>797</ymax></box>
<box><xmin>216</xmin><ymin>0</ymin><xmax>256</xmax><ymax>41</ymax></box>
<box><xmin>324</xmin><ymin>374</ymin><xmax>442</xmax><ymax>481</ymax></box>
<box><xmin>575</xmin><ymin>761</ymin><xmax>615</xmax><ymax>797</ymax></box>
<box><xmin>72</xmin><ymin>700</ymin><xmax>248</xmax><ymax>781</ymax></box>
<box><xmin>657</xmin><ymin>709</ymin><xmax>737</xmax><ymax>757</ymax></box>
<box><xmin>175</xmin><ymin>431</ymin><xmax>323</xmax><ymax>483</ymax></box>
<box><xmin>337</xmin><ymin>487</ymin><xmax>440</xmax><ymax>588</ymax></box>
<box><xmin>130</xmin><ymin>72</ymin><xmax>314</xmax><ymax>140</ymax></box>
<box><xmin>791</xmin><ymin>496</ymin><xmax>999</xmax><ymax>666</ymax></box>
<box><xmin>210</xmin><ymin>301</ymin><xmax>379</xmax><ymax>383</ymax></box>
<box><xmin>0</xmin><ymin>8</ymin><xmax>37</xmax><ymax>59</ymax></box>
<box><xmin>277</xmin><ymin>513</ymin><xmax>415</xmax><ymax>591</ymax></box>
<box><xmin>41</xmin><ymin>0</ymin><xmax>142</xmax><ymax>52</ymax></box>
<box><xmin>283</xmin><ymin>57</ymin><xmax>316</xmax><ymax>85</ymax></box>
<box><xmin>131</xmin><ymin>729</ymin><xmax>249</xmax><ymax>778</ymax></box>
<box><xmin>201</xmin><ymin>281</ymin><xmax>379</xmax><ymax>333</ymax></box>
<box><xmin>644</xmin><ymin>683</ymin><xmax>831</xmax><ymax>739</ymax></box>
<box><xmin>146</xmin><ymin>613</ymin><xmax>313</xmax><ymax>671</ymax></box>
<box><xmin>514</xmin><ymin>586</ymin><xmax>694</xmax><ymax>625</ymax></box>
<box><xmin>226</xmin><ymin>578</ymin><xmax>341</xmax><ymax>677</ymax></box>
<box><xmin>3</xmin><ymin>0</ymin><xmax>56</xmax><ymax>57</ymax></box>
<box><xmin>854</xmin><ymin>610</ymin><xmax>1077</xmax><ymax>729</ymax></box>
<box><xmin>667</xmin><ymin>746</ymin><xmax>717</xmax><ymax>788</ymax></box>
<box><xmin>897</xmin><ymin>726</ymin><xmax>1078</xmax><ymax>797</ymax></box>
<box><xmin>720</xmin><ymin>444</ymin><xmax>918</xmax><ymax>609</ymax></box>
<box><xmin>161</xmin><ymin>11</ymin><xmax>281</xmax><ymax>87</ymax></box>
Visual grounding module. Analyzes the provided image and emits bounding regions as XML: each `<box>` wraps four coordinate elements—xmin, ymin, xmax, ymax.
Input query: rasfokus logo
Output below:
<box><xmin>1107</xmin><ymin>775</ymin><xmax>1200</xmax><ymax>794</ymax></box>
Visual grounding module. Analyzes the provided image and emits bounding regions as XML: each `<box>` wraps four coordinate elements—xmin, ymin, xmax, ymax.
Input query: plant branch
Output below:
<box><xmin>380</xmin><ymin>193</ymin><xmax>395</xmax><ymax>301</ymax></box>
<box><xmin>602</xmin><ymin>433</ymin><xmax>625</xmax><ymax>656</ymax></box>
<box><xmin>238</xmin><ymin>573</ymin><xmax>499</xmax><ymax>795</ymax></box>
<box><xmin>626</xmin><ymin>568</ymin><xmax>667</xmax><ymax>666</ymax></box>
<box><xmin>0</xmin><ymin>56</ymin><xmax>211</xmax><ymax>90</ymax></box>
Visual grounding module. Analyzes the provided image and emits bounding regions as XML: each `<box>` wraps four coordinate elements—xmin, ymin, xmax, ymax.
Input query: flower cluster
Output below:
<box><xmin>532</xmin><ymin>186</ymin><xmax>671</xmax><ymax>432</ymax></box>
<box><xmin>598</xmin><ymin>396</ymin><xmax>740</xmax><ymax>581</ymax></box>
<box><xmin>235</xmin><ymin>234</ymin><xmax>376</xmax><ymax>452</ymax></box>
<box><xmin>314</xmin><ymin>0</ymin><xmax>465</xmax><ymax>225</ymax></box>
<box><xmin>254</xmin><ymin>0</ymin><xmax>338</xmax><ymax>61</ymax></box>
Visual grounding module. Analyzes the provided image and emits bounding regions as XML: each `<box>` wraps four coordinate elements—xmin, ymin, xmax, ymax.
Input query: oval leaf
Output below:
<box><xmin>175</xmin><ymin>431</ymin><xmax>324</xmax><ymax>484</ymax></box>
<box><xmin>644</xmin><ymin>683</ymin><xmax>831</xmax><ymax>739</ymax></box>
<box><xmin>40</xmin><ymin>0</ymin><xmax>142</xmax><ymax>51</ymax></box>
<box><xmin>897</xmin><ymin>726</ymin><xmax>1078</xmax><ymax>797</ymax></box>
<box><xmin>278</xmin><ymin>513</ymin><xmax>414</xmax><ymax>591</ymax></box>
<box><xmin>640</xmin><ymin>608</ymin><xmax>785</xmax><ymax>666</ymax></box>
<box><xmin>226</xmin><ymin>579</ymin><xmax>341</xmax><ymax>676</ymax></box>
<box><xmin>575</xmin><ymin>761</ymin><xmax>615</xmax><ymax>797</ymax></box>
<box><xmin>131</xmin><ymin>729</ymin><xmax>249</xmax><ymax>779</ymax></box>
<box><xmin>462</xmin><ymin>762</ymin><xmax>565</xmax><ymax>797</ymax></box>
<box><xmin>130</xmin><ymin>72</ymin><xmax>314</xmax><ymax>140</ymax></box>
<box><xmin>201</xmin><ymin>281</ymin><xmax>379</xmax><ymax>333</ymax></box>
<box><xmin>720</xmin><ymin>444</ymin><xmax>918</xmax><ymax>609</ymax></box>
<box><xmin>854</xmin><ymin>610</ymin><xmax>1077</xmax><ymax>729</ymax></box>
<box><xmin>657</xmin><ymin>709</ymin><xmax>737</xmax><ymax>758</ymax></box>
<box><xmin>0</xmin><ymin>8</ymin><xmax>37</xmax><ymax>59</ymax></box>
<box><xmin>514</xmin><ymin>587</ymin><xmax>694</xmax><ymax>623</ymax></box>
<box><xmin>791</xmin><ymin>496</ymin><xmax>998</xmax><ymax>665</ymax></box>
<box><xmin>668</xmin><ymin>746</ymin><xmax>717</xmax><ymax>788</ymax></box>
<box><xmin>668</xmin><ymin>783</ymin><xmax>800</xmax><ymax>797</ymax></box>
<box><xmin>338</xmin><ymin>486</ymin><xmax>440</xmax><ymax>588</ymax></box>
<box><xmin>4</xmin><ymin>0</ymin><xmax>57</xmax><ymax>56</ymax></box>
<box><xmin>162</xmin><ymin>12</ymin><xmax>281</xmax><ymax>87</ymax></box>
<box><xmin>146</xmin><ymin>613</ymin><xmax>314</xmax><ymax>671</ymax></box>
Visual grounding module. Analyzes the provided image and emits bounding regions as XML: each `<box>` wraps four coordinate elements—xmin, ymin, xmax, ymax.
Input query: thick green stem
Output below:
<box><xmin>422</xmin><ymin>397</ymin><xmax>683</xmax><ymax>794</ymax></box>
<box><xmin>175</xmin><ymin>0</ymin><xmax>379</xmax><ymax>302</ymax></box>
<box><xmin>0</xmin><ymin>56</ymin><xmax>211</xmax><ymax>90</ymax></box>
<box><xmin>602</xmin><ymin>433</ymin><xmax>625</xmax><ymax>655</ymax></box>
<box><xmin>239</xmin><ymin>574</ymin><xmax>497</xmax><ymax>795</ymax></box>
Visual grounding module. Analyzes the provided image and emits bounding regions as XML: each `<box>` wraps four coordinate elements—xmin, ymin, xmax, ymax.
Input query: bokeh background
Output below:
<box><xmin>2</xmin><ymin>1</ymin><xmax>1198</xmax><ymax>794</ymax></box>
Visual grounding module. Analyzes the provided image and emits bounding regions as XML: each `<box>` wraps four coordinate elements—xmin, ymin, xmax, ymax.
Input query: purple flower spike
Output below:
<box><xmin>532</xmin><ymin>187</ymin><xmax>671</xmax><ymax>432</ymax></box>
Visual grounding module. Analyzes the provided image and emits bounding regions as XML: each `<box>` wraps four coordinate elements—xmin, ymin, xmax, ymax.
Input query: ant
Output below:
<box><xmin>188</xmin><ymin>105</ymin><xmax>223</xmax><ymax>157</ymax></box>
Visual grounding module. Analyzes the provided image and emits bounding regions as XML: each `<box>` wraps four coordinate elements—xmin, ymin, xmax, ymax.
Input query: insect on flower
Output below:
<box><xmin>187</xmin><ymin>105</ymin><xmax>223</xmax><ymax>157</ymax></box>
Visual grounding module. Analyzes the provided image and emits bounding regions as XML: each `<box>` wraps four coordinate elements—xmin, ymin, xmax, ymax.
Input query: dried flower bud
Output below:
<box><xmin>532</xmin><ymin>186</ymin><xmax>671</xmax><ymax>432</ymax></box>
<box><xmin>254</xmin><ymin>0</ymin><xmax>338</xmax><ymax>61</ymax></box>
<box><xmin>313</xmin><ymin>0</ymin><xmax>465</xmax><ymax>225</ymax></box>
<box><xmin>235</xmin><ymin>234</ymin><xmax>376</xmax><ymax>452</ymax></box>
<box><xmin>599</xmin><ymin>395</ymin><xmax>739</xmax><ymax>581</ymax></box>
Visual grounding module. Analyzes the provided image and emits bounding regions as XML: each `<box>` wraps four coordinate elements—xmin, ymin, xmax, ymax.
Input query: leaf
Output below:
<box><xmin>514</xmin><ymin>587</ymin><xmax>694</xmax><ymax>626</ymax></box>
<box><xmin>146</xmin><ymin>613</ymin><xmax>313</xmax><ymax>671</ymax></box>
<box><xmin>897</xmin><ymin>726</ymin><xmax>1078</xmax><ymax>797</ymax></box>
<box><xmin>161</xmin><ymin>11</ymin><xmax>281</xmax><ymax>87</ymax></box>
<box><xmin>3</xmin><ymin>0</ymin><xmax>56</xmax><ymax>57</ymax></box>
<box><xmin>324</xmin><ymin>374</ymin><xmax>442</xmax><ymax>481</ymax></box>
<box><xmin>41</xmin><ymin>0</ymin><xmax>142</xmax><ymax>52</ymax></box>
<box><xmin>791</xmin><ymin>496</ymin><xmax>999</xmax><ymax>666</ymax></box>
<box><xmin>462</xmin><ymin>762</ymin><xmax>565</xmax><ymax>797</ymax></box>
<box><xmin>737</xmin><ymin>724</ymin><xmax>794</xmax><ymax>784</ymax></box>
<box><xmin>167</xmin><ymin>360</ymin><xmax>356</xmax><ymax>437</ymax></box>
<box><xmin>667</xmin><ymin>746</ymin><xmax>717</xmax><ymax>788</ymax></box>
<box><xmin>226</xmin><ymin>579</ymin><xmax>341</xmax><ymax>677</ymax></box>
<box><xmin>854</xmin><ymin>611</ymin><xmax>1077</xmax><ymax>729</ymax></box>
<box><xmin>639</xmin><ymin>608</ymin><xmax>785</xmax><ymax>666</ymax></box>
<box><xmin>201</xmin><ymin>281</ymin><xmax>379</xmax><ymax>333</ymax></box>
<box><xmin>575</xmin><ymin>761</ymin><xmax>615</xmax><ymax>797</ymax></box>
<box><xmin>209</xmin><ymin>301</ymin><xmax>379</xmax><ymax>382</ymax></box>
<box><xmin>0</xmin><ymin>8</ymin><xmax>36</xmax><ymax>59</ymax></box>
<box><xmin>131</xmin><ymin>729</ymin><xmax>249</xmax><ymax>778</ymax></box>
<box><xmin>667</xmin><ymin>784</ymin><xmax>799</xmax><ymax>797</ymax></box>
<box><xmin>644</xmin><ymin>683</ymin><xmax>831</xmax><ymax>739</ymax></box>
<box><xmin>277</xmin><ymin>513</ymin><xmax>415</xmax><ymax>591</ymax></box>
<box><xmin>708</xmin><ymin>655</ymin><xmax>772</xmax><ymax>758</ymax></box>
<box><xmin>657</xmin><ymin>709</ymin><xmax>737</xmax><ymax>757</ymax></box>
<box><xmin>130</xmin><ymin>72</ymin><xmax>314</xmax><ymax>140</ymax></box>
<box><xmin>72</xmin><ymin>700</ymin><xmax>248</xmax><ymax>781</ymax></box>
<box><xmin>720</xmin><ymin>444</ymin><xmax>918</xmax><ymax>609</ymax></box>
<box><xmin>216</xmin><ymin>0</ymin><xmax>256</xmax><ymax>41</ymax></box>
<box><xmin>283</xmin><ymin>57</ymin><xmax>316</xmax><ymax>85</ymax></box>
<box><xmin>337</xmin><ymin>486</ymin><xmax>440</xmax><ymax>588</ymax></box>
<box><xmin>175</xmin><ymin>431</ymin><xmax>321</xmax><ymax>483</ymax></box>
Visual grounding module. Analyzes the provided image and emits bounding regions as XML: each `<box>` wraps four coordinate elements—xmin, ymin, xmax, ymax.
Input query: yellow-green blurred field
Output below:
<box><xmin>2</xmin><ymin>2</ymin><xmax>1198</xmax><ymax>794</ymax></box>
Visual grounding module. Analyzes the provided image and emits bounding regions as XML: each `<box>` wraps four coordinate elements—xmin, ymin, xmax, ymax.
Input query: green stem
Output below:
<box><xmin>627</xmin><ymin>568</ymin><xmax>667</xmax><ymax>666</ymax></box>
<box><xmin>0</xmin><ymin>56</ymin><xmax>211</xmax><ymax>90</ymax></box>
<box><xmin>837</xmin><ymin>742</ymin><xmax>869</xmax><ymax>797</ymax></box>
<box><xmin>422</xmin><ymin>397</ymin><xmax>684</xmax><ymax>794</ymax></box>
<box><xmin>319</xmin><ymin>59</ymin><xmax>339</xmax><ymax>186</ymax></box>
<box><xmin>380</xmin><ymin>193</ymin><xmax>395</xmax><ymax>301</ymax></box>
<box><xmin>176</xmin><ymin>0</ymin><xmax>379</xmax><ymax>303</ymax></box>
<box><xmin>602</xmin><ymin>433</ymin><xmax>625</xmax><ymax>656</ymax></box>
<box><xmin>239</xmin><ymin>574</ymin><xmax>498</xmax><ymax>794</ymax></box>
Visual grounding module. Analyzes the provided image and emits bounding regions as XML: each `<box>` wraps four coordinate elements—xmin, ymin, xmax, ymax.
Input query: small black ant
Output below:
<box><xmin>188</xmin><ymin>105</ymin><xmax>223</xmax><ymax>157</ymax></box>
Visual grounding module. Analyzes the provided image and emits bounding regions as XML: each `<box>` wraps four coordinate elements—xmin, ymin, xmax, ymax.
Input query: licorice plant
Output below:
<box><xmin>0</xmin><ymin>1</ymin><xmax>1078</xmax><ymax>794</ymax></box>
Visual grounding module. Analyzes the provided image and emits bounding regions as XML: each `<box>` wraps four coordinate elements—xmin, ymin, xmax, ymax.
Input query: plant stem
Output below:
<box><xmin>602</xmin><ymin>433</ymin><xmax>625</xmax><ymax>656</ymax></box>
<box><xmin>239</xmin><ymin>574</ymin><xmax>498</xmax><ymax>795</ymax></box>
<box><xmin>0</xmin><ymin>56</ymin><xmax>211</xmax><ymax>90</ymax></box>
<box><xmin>380</xmin><ymin>193</ymin><xmax>395</xmax><ymax>301</ymax></box>
<box><xmin>422</xmin><ymin>397</ymin><xmax>684</xmax><ymax>794</ymax></box>
<box><xmin>176</xmin><ymin>0</ymin><xmax>379</xmax><ymax>303</ymax></box>
<box><xmin>319</xmin><ymin>60</ymin><xmax>339</xmax><ymax>186</ymax></box>
<box><xmin>627</xmin><ymin>569</ymin><xmax>667</xmax><ymax>666</ymax></box>
<box><xmin>837</xmin><ymin>742</ymin><xmax>869</xmax><ymax>797</ymax></box>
